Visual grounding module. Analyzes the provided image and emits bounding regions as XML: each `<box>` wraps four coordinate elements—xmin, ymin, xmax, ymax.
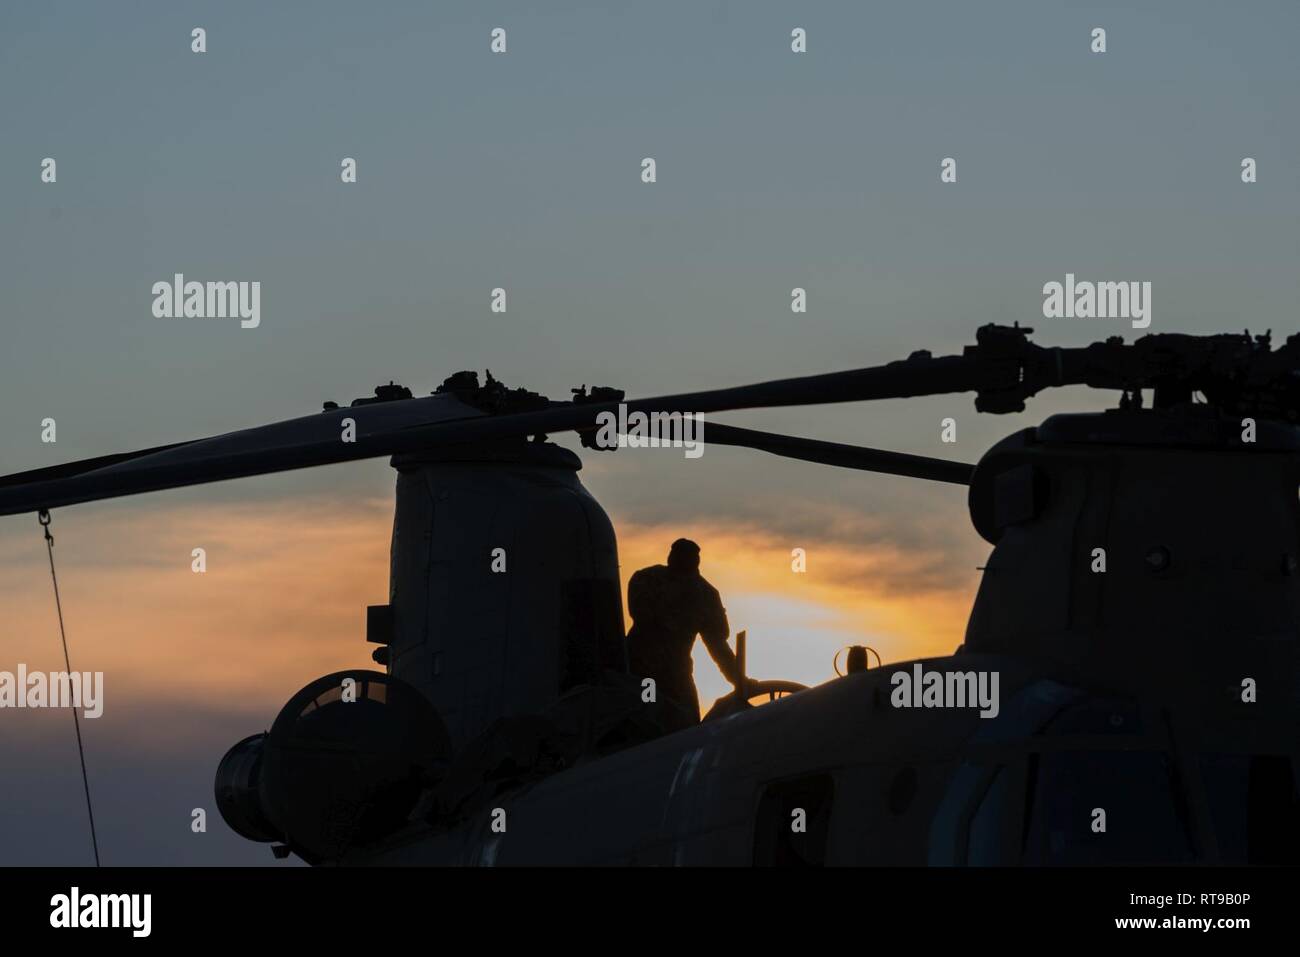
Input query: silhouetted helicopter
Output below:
<box><xmin>3</xmin><ymin>323</ymin><xmax>1298</xmax><ymax>866</ymax></box>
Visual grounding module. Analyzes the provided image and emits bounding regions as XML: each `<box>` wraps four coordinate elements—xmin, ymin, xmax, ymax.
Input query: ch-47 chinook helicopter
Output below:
<box><xmin>3</xmin><ymin>322</ymin><xmax>1300</xmax><ymax>867</ymax></box>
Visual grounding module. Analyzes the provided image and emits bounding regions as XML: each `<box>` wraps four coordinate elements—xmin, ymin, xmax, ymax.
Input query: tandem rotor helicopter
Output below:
<box><xmin>3</xmin><ymin>322</ymin><xmax>1299</xmax><ymax>866</ymax></box>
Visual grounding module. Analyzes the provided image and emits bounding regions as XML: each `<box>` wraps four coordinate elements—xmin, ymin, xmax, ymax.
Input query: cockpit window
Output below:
<box><xmin>1022</xmin><ymin>750</ymin><xmax>1193</xmax><ymax>864</ymax></box>
<box><xmin>933</xmin><ymin>684</ymin><xmax>1199</xmax><ymax>865</ymax></box>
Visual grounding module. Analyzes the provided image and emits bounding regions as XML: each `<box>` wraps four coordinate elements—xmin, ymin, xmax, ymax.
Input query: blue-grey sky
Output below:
<box><xmin>1</xmin><ymin>1</ymin><xmax>1297</xmax><ymax>864</ymax></box>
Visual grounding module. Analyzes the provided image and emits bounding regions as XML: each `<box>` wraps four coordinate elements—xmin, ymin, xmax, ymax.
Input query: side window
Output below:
<box><xmin>753</xmin><ymin>773</ymin><xmax>834</xmax><ymax>867</ymax></box>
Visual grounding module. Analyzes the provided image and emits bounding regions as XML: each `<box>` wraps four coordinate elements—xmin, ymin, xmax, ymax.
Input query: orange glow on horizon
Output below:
<box><xmin>0</xmin><ymin>497</ymin><xmax>979</xmax><ymax>737</ymax></box>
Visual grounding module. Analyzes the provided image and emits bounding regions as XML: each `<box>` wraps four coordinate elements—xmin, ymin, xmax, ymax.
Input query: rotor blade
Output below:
<box><xmin>0</xmin><ymin>394</ymin><xmax>485</xmax><ymax>516</ymax></box>
<box><xmin>374</xmin><ymin>352</ymin><xmax>997</xmax><ymax>451</ymax></box>
<box><xmin>697</xmin><ymin>422</ymin><xmax>973</xmax><ymax>485</ymax></box>
<box><xmin>0</xmin><ymin>342</ymin><xmax>1003</xmax><ymax>516</ymax></box>
<box><xmin>13</xmin><ymin>322</ymin><xmax>1298</xmax><ymax>516</ymax></box>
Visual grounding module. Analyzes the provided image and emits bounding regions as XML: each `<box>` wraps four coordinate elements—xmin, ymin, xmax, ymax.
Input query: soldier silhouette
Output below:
<box><xmin>626</xmin><ymin>539</ymin><xmax>742</xmax><ymax>730</ymax></box>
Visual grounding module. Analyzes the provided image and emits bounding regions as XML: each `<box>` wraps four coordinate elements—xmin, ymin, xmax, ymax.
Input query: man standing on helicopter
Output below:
<box><xmin>626</xmin><ymin>538</ymin><xmax>743</xmax><ymax>730</ymax></box>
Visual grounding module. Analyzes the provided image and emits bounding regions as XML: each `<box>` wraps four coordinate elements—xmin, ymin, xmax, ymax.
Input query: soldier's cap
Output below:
<box><xmin>669</xmin><ymin>538</ymin><xmax>700</xmax><ymax>557</ymax></box>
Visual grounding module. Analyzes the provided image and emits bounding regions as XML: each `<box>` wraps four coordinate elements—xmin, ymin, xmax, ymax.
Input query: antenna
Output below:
<box><xmin>736</xmin><ymin>629</ymin><xmax>747</xmax><ymax>702</ymax></box>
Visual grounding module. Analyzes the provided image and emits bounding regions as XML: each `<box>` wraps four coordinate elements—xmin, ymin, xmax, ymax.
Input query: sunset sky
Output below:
<box><xmin>2</xmin><ymin>1</ymin><xmax>1297</xmax><ymax>864</ymax></box>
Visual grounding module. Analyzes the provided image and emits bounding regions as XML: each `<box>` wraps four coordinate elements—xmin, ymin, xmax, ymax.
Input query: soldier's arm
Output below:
<box><xmin>698</xmin><ymin>586</ymin><xmax>741</xmax><ymax>684</ymax></box>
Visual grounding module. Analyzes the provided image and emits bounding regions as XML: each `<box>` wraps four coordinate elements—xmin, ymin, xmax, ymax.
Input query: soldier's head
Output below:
<box><xmin>667</xmin><ymin>538</ymin><xmax>701</xmax><ymax>574</ymax></box>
